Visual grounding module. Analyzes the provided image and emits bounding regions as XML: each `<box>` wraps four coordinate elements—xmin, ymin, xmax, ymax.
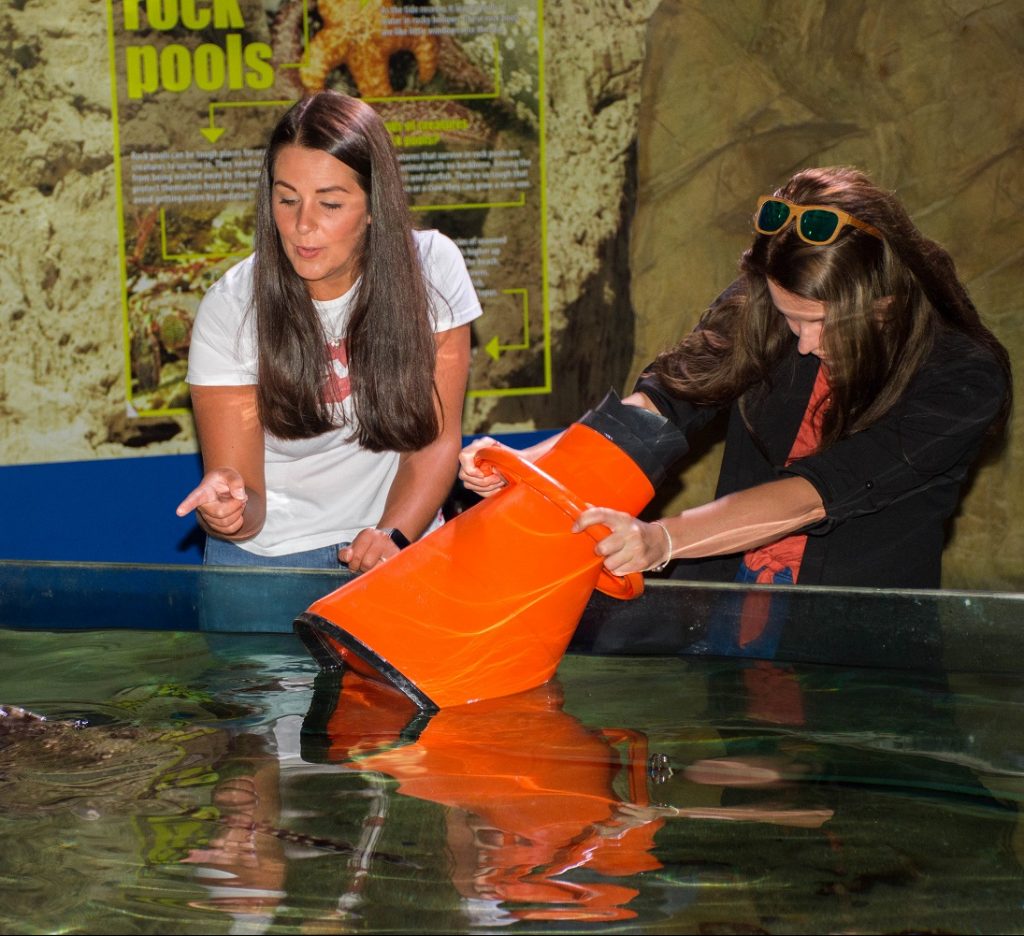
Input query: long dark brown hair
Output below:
<box><xmin>649</xmin><ymin>166</ymin><xmax>1011</xmax><ymax>449</ymax></box>
<box><xmin>251</xmin><ymin>91</ymin><xmax>438</xmax><ymax>451</ymax></box>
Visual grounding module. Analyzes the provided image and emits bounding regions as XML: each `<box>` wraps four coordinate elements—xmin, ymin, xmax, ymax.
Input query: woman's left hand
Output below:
<box><xmin>339</xmin><ymin>528</ymin><xmax>403</xmax><ymax>573</ymax></box>
<box><xmin>573</xmin><ymin>508</ymin><xmax>670</xmax><ymax>575</ymax></box>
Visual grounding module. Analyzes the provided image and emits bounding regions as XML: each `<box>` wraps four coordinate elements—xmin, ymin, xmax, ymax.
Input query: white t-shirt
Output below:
<box><xmin>187</xmin><ymin>229</ymin><xmax>482</xmax><ymax>556</ymax></box>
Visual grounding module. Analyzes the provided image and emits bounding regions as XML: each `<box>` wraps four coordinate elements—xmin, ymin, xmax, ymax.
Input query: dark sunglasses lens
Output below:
<box><xmin>757</xmin><ymin>200</ymin><xmax>790</xmax><ymax>232</ymax></box>
<box><xmin>799</xmin><ymin>209</ymin><xmax>840</xmax><ymax>243</ymax></box>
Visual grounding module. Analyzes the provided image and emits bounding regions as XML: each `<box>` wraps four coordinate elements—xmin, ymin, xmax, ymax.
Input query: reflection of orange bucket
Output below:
<box><xmin>303</xmin><ymin>672</ymin><xmax>663</xmax><ymax>922</ymax></box>
<box><xmin>295</xmin><ymin>421</ymin><xmax>656</xmax><ymax>710</ymax></box>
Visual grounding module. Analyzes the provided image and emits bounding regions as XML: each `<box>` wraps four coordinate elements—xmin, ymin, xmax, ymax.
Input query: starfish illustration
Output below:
<box><xmin>299</xmin><ymin>0</ymin><xmax>440</xmax><ymax>96</ymax></box>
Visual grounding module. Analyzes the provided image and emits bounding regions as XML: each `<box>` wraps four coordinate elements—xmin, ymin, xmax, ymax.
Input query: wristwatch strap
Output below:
<box><xmin>376</xmin><ymin>526</ymin><xmax>411</xmax><ymax>550</ymax></box>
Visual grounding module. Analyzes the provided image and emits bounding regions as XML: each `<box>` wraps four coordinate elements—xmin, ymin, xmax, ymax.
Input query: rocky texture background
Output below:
<box><xmin>1</xmin><ymin>1</ymin><xmax>138</xmax><ymax>458</ymax></box>
<box><xmin>1</xmin><ymin>0</ymin><xmax>1020</xmax><ymax>588</ymax></box>
<box><xmin>629</xmin><ymin>0</ymin><xmax>1023</xmax><ymax>590</ymax></box>
<box><xmin>467</xmin><ymin>0</ymin><xmax>662</xmax><ymax>431</ymax></box>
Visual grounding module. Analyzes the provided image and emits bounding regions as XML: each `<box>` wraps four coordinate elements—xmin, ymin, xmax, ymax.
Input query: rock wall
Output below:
<box><xmin>467</xmin><ymin>0</ymin><xmax>662</xmax><ymax>431</ymax></box>
<box><xmin>1</xmin><ymin>1</ymin><xmax>150</xmax><ymax>461</ymax></box>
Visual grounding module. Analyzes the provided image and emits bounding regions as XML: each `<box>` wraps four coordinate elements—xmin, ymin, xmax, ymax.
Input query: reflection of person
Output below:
<box><xmin>176</xmin><ymin>91</ymin><xmax>481</xmax><ymax>571</ymax></box>
<box><xmin>462</xmin><ymin>167</ymin><xmax>1011</xmax><ymax>588</ymax></box>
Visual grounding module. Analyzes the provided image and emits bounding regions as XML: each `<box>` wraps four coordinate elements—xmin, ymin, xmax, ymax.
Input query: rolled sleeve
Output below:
<box><xmin>785</xmin><ymin>339</ymin><xmax>1005</xmax><ymax>529</ymax></box>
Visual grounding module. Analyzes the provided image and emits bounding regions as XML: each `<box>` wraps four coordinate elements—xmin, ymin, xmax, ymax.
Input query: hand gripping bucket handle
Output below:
<box><xmin>476</xmin><ymin>447</ymin><xmax>644</xmax><ymax>600</ymax></box>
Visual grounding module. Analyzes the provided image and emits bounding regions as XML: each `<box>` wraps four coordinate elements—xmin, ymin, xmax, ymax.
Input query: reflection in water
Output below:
<box><xmin>188</xmin><ymin>668</ymin><xmax>839</xmax><ymax>926</ymax></box>
<box><xmin>1</xmin><ymin>627</ymin><xmax>1023</xmax><ymax>934</ymax></box>
<box><xmin>302</xmin><ymin>672</ymin><xmax>663</xmax><ymax>923</ymax></box>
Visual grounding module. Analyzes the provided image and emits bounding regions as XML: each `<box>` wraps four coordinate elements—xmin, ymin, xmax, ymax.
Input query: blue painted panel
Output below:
<box><xmin>0</xmin><ymin>431</ymin><xmax>558</xmax><ymax>565</ymax></box>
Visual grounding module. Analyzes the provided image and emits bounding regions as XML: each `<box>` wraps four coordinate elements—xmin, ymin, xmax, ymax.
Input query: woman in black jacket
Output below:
<box><xmin>461</xmin><ymin>166</ymin><xmax>1011</xmax><ymax>588</ymax></box>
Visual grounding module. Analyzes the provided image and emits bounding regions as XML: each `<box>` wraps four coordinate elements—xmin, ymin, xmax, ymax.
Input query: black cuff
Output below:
<box><xmin>577</xmin><ymin>389</ymin><xmax>690</xmax><ymax>488</ymax></box>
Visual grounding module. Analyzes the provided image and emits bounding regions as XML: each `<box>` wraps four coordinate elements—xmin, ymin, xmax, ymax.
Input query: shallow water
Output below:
<box><xmin>2</xmin><ymin>623</ymin><xmax>1023</xmax><ymax>934</ymax></box>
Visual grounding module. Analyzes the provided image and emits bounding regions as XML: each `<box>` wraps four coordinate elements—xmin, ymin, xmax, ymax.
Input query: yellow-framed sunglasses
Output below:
<box><xmin>754</xmin><ymin>195</ymin><xmax>882</xmax><ymax>245</ymax></box>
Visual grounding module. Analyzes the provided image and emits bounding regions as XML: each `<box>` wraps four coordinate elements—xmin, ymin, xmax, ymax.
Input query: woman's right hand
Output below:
<box><xmin>457</xmin><ymin>436</ymin><xmax>509</xmax><ymax>497</ymax></box>
<box><xmin>183</xmin><ymin>386</ymin><xmax>266</xmax><ymax>541</ymax></box>
<box><xmin>176</xmin><ymin>468</ymin><xmax>250</xmax><ymax>537</ymax></box>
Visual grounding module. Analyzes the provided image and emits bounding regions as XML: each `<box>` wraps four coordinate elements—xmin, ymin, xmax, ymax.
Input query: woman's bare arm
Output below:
<box><xmin>175</xmin><ymin>385</ymin><xmax>267</xmax><ymax>541</ymax></box>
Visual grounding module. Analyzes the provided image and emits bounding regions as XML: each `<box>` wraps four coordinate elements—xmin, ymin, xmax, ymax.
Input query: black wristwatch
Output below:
<box><xmin>376</xmin><ymin>526</ymin><xmax>411</xmax><ymax>550</ymax></box>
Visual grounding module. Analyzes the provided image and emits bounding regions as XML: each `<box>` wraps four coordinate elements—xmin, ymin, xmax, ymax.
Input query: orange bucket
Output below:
<box><xmin>295</xmin><ymin>419</ymin><xmax>659</xmax><ymax>710</ymax></box>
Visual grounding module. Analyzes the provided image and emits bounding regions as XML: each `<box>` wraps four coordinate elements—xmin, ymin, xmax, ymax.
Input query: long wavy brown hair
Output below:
<box><xmin>251</xmin><ymin>91</ymin><xmax>439</xmax><ymax>451</ymax></box>
<box><xmin>648</xmin><ymin>166</ymin><xmax>1011</xmax><ymax>449</ymax></box>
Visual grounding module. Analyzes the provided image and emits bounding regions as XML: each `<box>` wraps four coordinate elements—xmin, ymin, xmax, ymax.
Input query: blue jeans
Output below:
<box><xmin>204</xmin><ymin>535</ymin><xmax>357</xmax><ymax>573</ymax></box>
<box><xmin>735</xmin><ymin>561</ymin><xmax>795</xmax><ymax>586</ymax></box>
<box><xmin>689</xmin><ymin>561</ymin><xmax>794</xmax><ymax>659</ymax></box>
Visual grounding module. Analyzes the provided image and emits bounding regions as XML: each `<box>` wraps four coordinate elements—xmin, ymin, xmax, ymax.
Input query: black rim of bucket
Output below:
<box><xmin>294</xmin><ymin>611</ymin><xmax>440</xmax><ymax>714</ymax></box>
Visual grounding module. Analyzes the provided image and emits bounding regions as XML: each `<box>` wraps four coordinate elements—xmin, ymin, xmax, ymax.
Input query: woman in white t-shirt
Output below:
<box><xmin>176</xmin><ymin>92</ymin><xmax>482</xmax><ymax>570</ymax></box>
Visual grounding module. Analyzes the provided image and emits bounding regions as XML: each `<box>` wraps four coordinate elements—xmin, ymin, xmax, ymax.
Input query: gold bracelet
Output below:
<box><xmin>646</xmin><ymin>520</ymin><xmax>674</xmax><ymax>572</ymax></box>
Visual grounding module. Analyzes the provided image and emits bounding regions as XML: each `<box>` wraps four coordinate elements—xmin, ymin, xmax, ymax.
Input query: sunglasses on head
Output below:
<box><xmin>755</xmin><ymin>195</ymin><xmax>882</xmax><ymax>245</ymax></box>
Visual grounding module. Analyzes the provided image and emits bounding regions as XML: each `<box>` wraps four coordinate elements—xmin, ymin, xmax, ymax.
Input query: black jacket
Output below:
<box><xmin>635</xmin><ymin>329</ymin><xmax>1006</xmax><ymax>588</ymax></box>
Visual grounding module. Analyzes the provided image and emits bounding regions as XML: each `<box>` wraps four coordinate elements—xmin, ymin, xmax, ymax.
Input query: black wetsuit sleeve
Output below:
<box><xmin>633</xmin><ymin>368</ymin><xmax>723</xmax><ymax>438</ymax></box>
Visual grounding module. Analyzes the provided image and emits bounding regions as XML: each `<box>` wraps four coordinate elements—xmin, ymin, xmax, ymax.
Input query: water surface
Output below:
<box><xmin>2</xmin><ymin>621</ymin><xmax>1023</xmax><ymax>934</ymax></box>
